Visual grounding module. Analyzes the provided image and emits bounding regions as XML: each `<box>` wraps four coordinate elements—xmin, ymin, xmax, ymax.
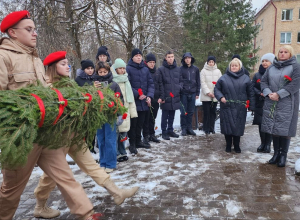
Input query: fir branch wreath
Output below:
<box><xmin>0</xmin><ymin>78</ymin><xmax>127</xmax><ymax>169</ymax></box>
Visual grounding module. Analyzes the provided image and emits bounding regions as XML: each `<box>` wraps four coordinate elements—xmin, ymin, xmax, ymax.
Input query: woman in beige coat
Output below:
<box><xmin>200</xmin><ymin>56</ymin><xmax>222</xmax><ymax>134</ymax></box>
<box><xmin>112</xmin><ymin>58</ymin><xmax>138</xmax><ymax>161</ymax></box>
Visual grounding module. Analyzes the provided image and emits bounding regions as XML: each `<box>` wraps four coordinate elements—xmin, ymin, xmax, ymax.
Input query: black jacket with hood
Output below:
<box><xmin>180</xmin><ymin>52</ymin><xmax>200</xmax><ymax>96</ymax></box>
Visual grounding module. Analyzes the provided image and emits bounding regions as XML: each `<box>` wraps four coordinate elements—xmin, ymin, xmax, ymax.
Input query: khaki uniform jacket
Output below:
<box><xmin>0</xmin><ymin>37</ymin><xmax>48</xmax><ymax>90</ymax></box>
<box><xmin>200</xmin><ymin>63</ymin><xmax>222</xmax><ymax>102</ymax></box>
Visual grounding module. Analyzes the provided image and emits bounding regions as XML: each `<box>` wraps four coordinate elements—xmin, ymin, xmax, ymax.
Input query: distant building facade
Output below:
<box><xmin>254</xmin><ymin>0</ymin><xmax>300</xmax><ymax>72</ymax></box>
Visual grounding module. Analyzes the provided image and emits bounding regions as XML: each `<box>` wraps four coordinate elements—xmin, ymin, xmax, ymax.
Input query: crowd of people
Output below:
<box><xmin>1</xmin><ymin>10</ymin><xmax>300</xmax><ymax>220</ymax></box>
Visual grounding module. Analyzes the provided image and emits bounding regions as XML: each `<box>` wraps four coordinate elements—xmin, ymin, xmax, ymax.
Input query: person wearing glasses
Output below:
<box><xmin>0</xmin><ymin>11</ymin><xmax>102</xmax><ymax>220</ymax></box>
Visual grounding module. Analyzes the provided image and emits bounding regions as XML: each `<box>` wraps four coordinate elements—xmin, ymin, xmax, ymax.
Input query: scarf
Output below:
<box><xmin>111</xmin><ymin>68</ymin><xmax>134</xmax><ymax>103</ymax></box>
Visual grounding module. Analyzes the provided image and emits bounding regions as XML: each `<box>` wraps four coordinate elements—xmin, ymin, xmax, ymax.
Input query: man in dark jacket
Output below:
<box><xmin>158</xmin><ymin>51</ymin><xmax>183</xmax><ymax>140</ymax></box>
<box><xmin>127</xmin><ymin>48</ymin><xmax>155</xmax><ymax>153</ymax></box>
<box><xmin>180</xmin><ymin>52</ymin><xmax>200</xmax><ymax>136</ymax></box>
<box><xmin>142</xmin><ymin>53</ymin><xmax>163</xmax><ymax>143</ymax></box>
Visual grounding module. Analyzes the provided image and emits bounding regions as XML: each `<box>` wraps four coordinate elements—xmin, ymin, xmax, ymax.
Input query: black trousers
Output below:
<box><xmin>143</xmin><ymin>101</ymin><xmax>159</xmax><ymax>136</ymax></box>
<box><xmin>202</xmin><ymin>101</ymin><xmax>217</xmax><ymax>133</ymax></box>
<box><xmin>225</xmin><ymin>135</ymin><xmax>240</xmax><ymax>147</ymax></box>
<box><xmin>128</xmin><ymin>110</ymin><xmax>147</xmax><ymax>144</ymax></box>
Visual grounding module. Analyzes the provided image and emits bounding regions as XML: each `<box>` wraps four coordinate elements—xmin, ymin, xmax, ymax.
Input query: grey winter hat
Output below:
<box><xmin>261</xmin><ymin>53</ymin><xmax>275</xmax><ymax>64</ymax></box>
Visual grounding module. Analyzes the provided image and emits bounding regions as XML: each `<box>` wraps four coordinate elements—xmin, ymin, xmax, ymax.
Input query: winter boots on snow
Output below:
<box><xmin>257</xmin><ymin>131</ymin><xmax>272</xmax><ymax>153</ymax></box>
<box><xmin>268</xmin><ymin>136</ymin><xmax>290</xmax><ymax>167</ymax></box>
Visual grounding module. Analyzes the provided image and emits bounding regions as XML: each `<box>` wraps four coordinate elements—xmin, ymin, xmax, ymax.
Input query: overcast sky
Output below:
<box><xmin>251</xmin><ymin>0</ymin><xmax>270</xmax><ymax>12</ymax></box>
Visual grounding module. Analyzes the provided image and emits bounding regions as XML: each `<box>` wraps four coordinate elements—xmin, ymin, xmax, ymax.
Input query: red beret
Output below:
<box><xmin>43</xmin><ymin>51</ymin><xmax>67</xmax><ymax>66</ymax></box>
<box><xmin>0</xmin><ymin>10</ymin><xmax>30</xmax><ymax>33</ymax></box>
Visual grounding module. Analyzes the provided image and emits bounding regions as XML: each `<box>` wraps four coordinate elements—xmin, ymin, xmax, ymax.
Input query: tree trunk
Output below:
<box><xmin>64</xmin><ymin>0</ymin><xmax>82</xmax><ymax>77</ymax></box>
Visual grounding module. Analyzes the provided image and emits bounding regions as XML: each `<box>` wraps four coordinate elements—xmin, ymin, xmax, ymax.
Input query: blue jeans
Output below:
<box><xmin>117</xmin><ymin>132</ymin><xmax>127</xmax><ymax>156</ymax></box>
<box><xmin>180</xmin><ymin>93</ymin><xmax>196</xmax><ymax>130</ymax></box>
<box><xmin>161</xmin><ymin>110</ymin><xmax>176</xmax><ymax>132</ymax></box>
<box><xmin>97</xmin><ymin>123</ymin><xmax>117</xmax><ymax>169</ymax></box>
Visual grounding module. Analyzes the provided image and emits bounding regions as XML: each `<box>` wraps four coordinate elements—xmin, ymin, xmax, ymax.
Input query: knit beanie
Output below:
<box><xmin>261</xmin><ymin>53</ymin><xmax>275</xmax><ymax>64</ymax></box>
<box><xmin>146</xmin><ymin>53</ymin><xmax>156</xmax><ymax>63</ymax></box>
<box><xmin>131</xmin><ymin>48</ymin><xmax>142</xmax><ymax>58</ymax></box>
<box><xmin>81</xmin><ymin>59</ymin><xmax>94</xmax><ymax>70</ymax></box>
<box><xmin>232</xmin><ymin>54</ymin><xmax>241</xmax><ymax>60</ymax></box>
<box><xmin>113</xmin><ymin>58</ymin><xmax>126</xmax><ymax>69</ymax></box>
<box><xmin>96</xmin><ymin>46</ymin><xmax>110</xmax><ymax>61</ymax></box>
<box><xmin>207</xmin><ymin>56</ymin><xmax>216</xmax><ymax>63</ymax></box>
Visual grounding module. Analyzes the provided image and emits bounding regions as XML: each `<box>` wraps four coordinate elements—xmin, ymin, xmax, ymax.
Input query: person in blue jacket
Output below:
<box><xmin>126</xmin><ymin>48</ymin><xmax>155</xmax><ymax>154</ymax></box>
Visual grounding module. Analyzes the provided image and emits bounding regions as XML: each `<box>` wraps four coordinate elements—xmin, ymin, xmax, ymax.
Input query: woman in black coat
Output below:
<box><xmin>251</xmin><ymin>53</ymin><xmax>275</xmax><ymax>153</ymax></box>
<box><xmin>214</xmin><ymin>58</ymin><xmax>254</xmax><ymax>153</ymax></box>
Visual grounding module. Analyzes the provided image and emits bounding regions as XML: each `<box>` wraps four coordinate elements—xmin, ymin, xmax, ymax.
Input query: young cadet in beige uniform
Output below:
<box><xmin>33</xmin><ymin>51</ymin><xmax>139</xmax><ymax>218</ymax></box>
<box><xmin>0</xmin><ymin>10</ymin><xmax>101</xmax><ymax>220</ymax></box>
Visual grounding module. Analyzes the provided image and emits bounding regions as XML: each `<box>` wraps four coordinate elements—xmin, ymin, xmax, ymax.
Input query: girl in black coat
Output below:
<box><xmin>94</xmin><ymin>62</ymin><xmax>122</xmax><ymax>173</ymax></box>
<box><xmin>75</xmin><ymin>59</ymin><xmax>95</xmax><ymax>86</ymax></box>
<box><xmin>214</xmin><ymin>58</ymin><xmax>254</xmax><ymax>153</ymax></box>
<box><xmin>251</xmin><ymin>53</ymin><xmax>275</xmax><ymax>153</ymax></box>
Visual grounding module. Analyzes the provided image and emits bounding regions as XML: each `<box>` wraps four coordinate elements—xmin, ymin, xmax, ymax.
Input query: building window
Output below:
<box><xmin>282</xmin><ymin>9</ymin><xmax>293</xmax><ymax>20</ymax></box>
<box><xmin>297</xmin><ymin>55</ymin><xmax>300</xmax><ymax>63</ymax></box>
<box><xmin>280</xmin><ymin>32</ymin><xmax>291</xmax><ymax>44</ymax></box>
<box><xmin>261</xmin><ymin>19</ymin><xmax>264</xmax><ymax>30</ymax></box>
<box><xmin>298</xmin><ymin>32</ymin><xmax>300</xmax><ymax>43</ymax></box>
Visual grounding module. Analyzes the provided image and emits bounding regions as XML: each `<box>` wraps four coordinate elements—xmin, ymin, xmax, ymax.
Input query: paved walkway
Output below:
<box><xmin>2</xmin><ymin>119</ymin><xmax>300</xmax><ymax>220</ymax></box>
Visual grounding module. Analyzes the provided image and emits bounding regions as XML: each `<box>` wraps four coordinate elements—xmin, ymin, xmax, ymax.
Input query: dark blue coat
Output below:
<box><xmin>180</xmin><ymin>53</ymin><xmax>200</xmax><ymax>96</ymax></box>
<box><xmin>214</xmin><ymin>68</ymin><xmax>254</xmax><ymax>136</ymax></box>
<box><xmin>146</xmin><ymin>64</ymin><xmax>163</xmax><ymax>102</ymax></box>
<box><xmin>126</xmin><ymin>59</ymin><xmax>154</xmax><ymax>111</ymax></box>
<box><xmin>75</xmin><ymin>69</ymin><xmax>94</xmax><ymax>87</ymax></box>
<box><xmin>251</xmin><ymin>65</ymin><xmax>266</xmax><ymax>125</ymax></box>
<box><xmin>158</xmin><ymin>59</ymin><xmax>183</xmax><ymax>110</ymax></box>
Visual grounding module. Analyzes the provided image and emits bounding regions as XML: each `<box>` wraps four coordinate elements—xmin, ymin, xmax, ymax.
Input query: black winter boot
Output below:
<box><xmin>225</xmin><ymin>135</ymin><xmax>232</xmax><ymax>152</ymax></box>
<box><xmin>268</xmin><ymin>136</ymin><xmax>280</xmax><ymax>164</ymax></box>
<box><xmin>233</xmin><ymin>136</ymin><xmax>241</xmax><ymax>153</ymax></box>
<box><xmin>168</xmin><ymin>131</ymin><xmax>179</xmax><ymax>138</ymax></box>
<box><xmin>149</xmin><ymin>134</ymin><xmax>160</xmax><ymax>143</ymax></box>
<box><xmin>162</xmin><ymin>131</ymin><xmax>170</xmax><ymax>140</ymax></box>
<box><xmin>277</xmin><ymin>137</ymin><xmax>290</xmax><ymax>167</ymax></box>
<box><xmin>263</xmin><ymin>133</ymin><xmax>272</xmax><ymax>153</ymax></box>
<box><xmin>187</xmin><ymin>128</ymin><xmax>196</xmax><ymax>136</ymax></box>
<box><xmin>136</xmin><ymin>140</ymin><xmax>151</xmax><ymax>149</ymax></box>
<box><xmin>257</xmin><ymin>130</ymin><xmax>266</xmax><ymax>152</ymax></box>
<box><xmin>129</xmin><ymin>143</ymin><xmax>138</xmax><ymax>155</ymax></box>
<box><xmin>143</xmin><ymin>135</ymin><xmax>151</xmax><ymax>145</ymax></box>
<box><xmin>181</xmin><ymin>128</ymin><xmax>187</xmax><ymax>136</ymax></box>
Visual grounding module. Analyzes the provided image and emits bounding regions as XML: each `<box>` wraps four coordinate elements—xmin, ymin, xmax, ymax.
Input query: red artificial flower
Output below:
<box><xmin>115</xmin><ymin>92</ymin><xmax>121</xmax><ymax>98</ymax></box>
<box><xmin>256</xmin><ymin>79</ymin><xmax>261</xmax><ymax>83</ymax></box>
<box><xmin>122</xmin><ymin>113</ymin><xmax>128</xmax><ymax>120</ymax></box>
<box><xmin>138</xmin><ymin>88</ymin><xmax>143</xmax><ymax>96</ymax></box>
<box><xmin>284</xmin><ymin>75</ymin><xmax>292</xmax><ymax>81</ymax></box>
<box><xmin>212</xmin><ymin>81</ymin><xmax>217</xmax><ymax>85</ymax></box>
<box><xmin>120</xmin><ymin>136</ymin><xmax>128</xmax><ymax>142</ymax></box>
<box><xmin>246</xmin><ymin>100</ymin><xmax>250</xmax><ymax>105</ymax></box>
<box><xmin>185</xmin><ymin>112</ymin><xmax>188</xmax><ymax>115</ymax></box>
<box><xmin>108</xmin><ymin>101</ymin><xmax>115</xmax><ymax>108</ymax></box>
<box><xmin>155</xmin><ymin>126</ymin><xmax>158</xmax><ymax>130</ymax></box>
<box><xmin>84</xmin><ymin>93</ymin><xmax>92</xmax><ymax>103</ymax></box>
<box><xmin>170</xmin><ymin>92</ymin><xmax>174</xmax><ymax>98</ymax></box>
